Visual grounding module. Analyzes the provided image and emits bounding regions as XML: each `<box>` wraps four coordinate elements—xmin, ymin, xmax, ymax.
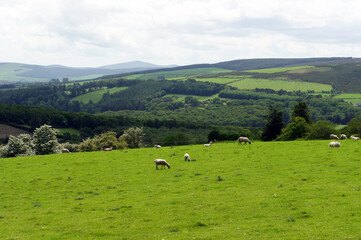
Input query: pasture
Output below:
<box><xmin>228</xmin><ymin>78</ymin><xmax>332</xmax><ymax>92</ymax></box>
<box><xmin>334</xmin><ymin>93</ymin><xmax>361</xmax><ymax>104</ymax></box>
<box><xmin>1</xmin><ymin>141</ymin><xmax>360</xmax><ymax>239</ymax></box>
<box><xmin>124</xmin><ymin>68</ymin><xmax>231</xmax><ymax>80</ymax></box>
<box><xmin>70</xmin><ymin>87</ymin><xmax>128</xmax><ymax>104</ymax></box>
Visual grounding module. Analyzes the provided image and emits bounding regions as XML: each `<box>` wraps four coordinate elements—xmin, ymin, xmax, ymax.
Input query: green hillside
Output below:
<box><xmin>71</xmin><ymin>87</ymin><xmax>128</xmax><ymax>104</ymax></box>
<box><xmin>1</xmin><ymin>141</ymin><xmax>360</xmax><ymax>239</ymax></box>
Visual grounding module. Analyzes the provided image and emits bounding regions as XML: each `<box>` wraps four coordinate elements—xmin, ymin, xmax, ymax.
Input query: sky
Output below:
<box><xmin>1</xmin><ymin>0</ymin><xmax>361</xmax><ymax>67</ymax></box>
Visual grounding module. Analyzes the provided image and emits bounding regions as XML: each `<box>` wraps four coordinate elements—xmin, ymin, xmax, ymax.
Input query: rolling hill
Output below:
<box><xmin>0</xmin><ymin>61</ymin><xmax>175</xmax><ymax>83</ymax></box>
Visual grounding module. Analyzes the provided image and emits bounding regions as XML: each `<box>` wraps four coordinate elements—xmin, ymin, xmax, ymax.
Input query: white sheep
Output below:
<box><xmin>351</xmin><ymin>135</ymin><xmax>360</xmax><ymax>140</ymax></box>
<box><xmin>330</xmin><ymin>134</ymin><xmax>339</xmax><ymax>140</ymax></box>
<box><xmin>238</xmin><ymin>136</ymin><xmax>251</xmax><ymax>145</ymax></box>
<box><xmin>61</xmin><ymin>148</ymin><xmax>70</xmax><ymax>153</ymax></box>
<box><xmin>104</xmin><ymin>147</ymin><xmax>113</xmax><ymax>151</ymax></box>
<box><xmin>184</xmin><ymin>153</ymin><xmax>190</xmax><ymax>161</ymax></box>
<box><xmin>340</xmin><ymin>134</ymin><xmax>347</xmax><ymax>140</ymax></box>
<box><xmin>154</xmin><ymin>145</ymin><xmax>161</xmax><ymax>149</ymax></box>
<box><xmin>204</xmin><ymin>141</ymin><xmax>213</xmax><ymax>147</ymax></box>
<box><xmin>154</xmin><ymin>159</ymin><xmax>170</xmax><ymax>170</ymax></box>
<box><xmin>329</xmin><ymin>141</ymin><xmax>341</xmax><ymax>147</ymax></box>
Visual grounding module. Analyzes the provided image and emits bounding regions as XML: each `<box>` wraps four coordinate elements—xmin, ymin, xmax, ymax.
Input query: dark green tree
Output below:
<box><xmin>292</xmin><ymin>101</ymin><xmax>312</xmax><ymax>124</ymax></box>
<box><xmin>261</xmin><ymin>105</ymin><xmax>284</xmax><ymax>141</ymax></box>
<box><xmin>277</xmin><ymin>117</ymin><xmax>309</xmax><ymax>141</ymax></box>
<box><xmin>307</xmin><ymin>120</ymin><xmax>336</xmax><ymax>140</ymax></box>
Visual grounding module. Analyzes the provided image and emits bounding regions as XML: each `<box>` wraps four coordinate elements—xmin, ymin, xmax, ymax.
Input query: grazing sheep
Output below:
<box><xmin>154</xmin><ymin>159</ymin><xmax>170</xmax><ymax>170</ymax></box>
<box><xmin>238</xmin><ymin>137</ymin><xmax>251</xmax><ymax>145</ymax></box>
<box><xmin>330</xmin><ymin>134</ymin><xmax>339</xmax><ymax>140</ymax></box>
<box><xmin>184</xmin><ymin>153</ymin><xmax>190</xmax><ymax>161</ymax></box>
<box><xmin>204</xmin><ymin>141</ymin><xmax>213</xmax><ymax>147</ymax></box>
<box><xmin>154</xmin><ymin>145</ymin><xmax>161</xmax><ymax>149</ymax></box>
<box><xmin>329</xmin><ymin>141</ymin><xmax>341</xmax><ymax>147</ymax></box>
<box><xmin>340</xmin><ymin>134</ymin><xmax>347</xmax><ymax>140</ymax></box>
<box><xmin>104</xmin><ymin>147</ymin><xmax>113</xmax><ymax>151</ymax></box>
<box><xmin>61</xmin><ymin>148</ymin><xmax>70</xmax><ymax>153</ymax></box>
<box><xmin>351</xmin><ymin>135</ymin><xmax>360</xmax><ymax>140</ymax></box>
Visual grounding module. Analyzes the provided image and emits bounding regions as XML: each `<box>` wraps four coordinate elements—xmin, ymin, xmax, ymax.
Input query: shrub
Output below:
<box><xmin>121</xmin><ymin>127</ymin><xmax>145</xmax><ymax>148</ymax></box>
<box><xmin>307</xmin><ymin>121</ymin><xmax>336</xmax><ymax>140</ymax></box>
<box><xmin>1</xmin><ymin>134</ymin><xmax>35</xmax><ymax>157</ymax></box>
<box><xmin>33</xmin><ymin>125</ymin><xmax>60</xmax><ymax>155</ymax></box>
<box><xmin>277</xmin><ymin>117</ymin><xmax>309</xmax><ymax>141</ymax></box>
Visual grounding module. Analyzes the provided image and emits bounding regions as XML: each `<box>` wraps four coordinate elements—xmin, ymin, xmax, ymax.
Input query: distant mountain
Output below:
<box><xmin>99</xmin><ymin>60</ymin><xmax>177</xmax><ymax>70</ymax></box>
<box><xmin>0</xmin><ymin>61</ymin><xmax>177</xmax><ymax>83</ymax></box>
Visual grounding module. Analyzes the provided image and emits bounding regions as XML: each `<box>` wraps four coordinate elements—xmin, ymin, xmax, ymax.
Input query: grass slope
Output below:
<box><xmin>1</xmin><ymin>141</ymin><xmax>360</xmax><ymax>239</ymax></box>
<box><xmin>125</xmin><ymin>68</ymin><xmax>231</xmax><ymax>80</ymax></box>
<box><xmin>71</xmin><ymin>87</ymin><xmax>128</xmax><ymax>104</ymax></box>
<box><xmin>334</xmin><ymin>93</ymin><xmax>361</xmax><ymax>104</ymax></box>
<box><xmin>228</xmin><ymin>78</ymin><xmax>332</xmax><ymax>92</ymax></box>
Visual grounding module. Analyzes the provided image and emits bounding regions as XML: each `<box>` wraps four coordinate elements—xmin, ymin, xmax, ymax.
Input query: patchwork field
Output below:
<box><xmin>1</xmin><ymin>141</ymin><xmax>360</xmax><ymax>239</ymax></box>
<box><xmin>71</xmin><ymin>87</ymin><xmax>128</xmax><ymax>104</ymax></box>
<box><xmin>125</xmin><ymin>68</ymin><xmax>231</xmax><ymax>80</ymax></box>
<box><xmin>228</xmin><ymin>78</ymin><xmax>332</xmax><ymax>92</ymax></box>
<box><xmin>243</xmin><ymin>66</ymin><xmax>315</xmax><ymax>73</ymax></box>
<box><xmin>334</xmin><ymin>93</ymin><xmax>361</xmax><ymax>104</ymax></box>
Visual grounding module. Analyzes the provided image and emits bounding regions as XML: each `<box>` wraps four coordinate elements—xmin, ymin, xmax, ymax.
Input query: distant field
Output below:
<box><xmin>163</xmin><ymin>94</ymin><xmax>221</xmax><ymax>102</ymax></box>
<box><xmin>0</xmin><ymin>123</ymin><xmax>30</xmax><ymax>138</ymax></box>
<box><xmin>71</xmin><ymin>87</ymin><xmax>128</xmax><ymax>104</ymax></box>
<box><xmin>125</xmin><ymin>68</ymin><xmax>232</xmax><ymax>80</ymax></box>
<box><xmin>70</xmin><ymin>74</ymin><xmax>105</xmax><ymax>81</ymax></box>
<box><xmin>1</xmin><ymin>141</ymin><xmax>360</xmax><ymax>239</ymax></box>
<box><xmin>244</xmin><ymin>66</ymin><xmax>315</xmax><ymax>73</ymax></box>
<box><xmin>334</xmin><ymin>93</ymin><xmax>361</xmax><ymax>104</ymax></box>
<box><xmin>228</xmin><ymin>78</ymin><xmax>332</xmax><ymax>92</ymax></box>
<box><xmin>56</xmin><ymin>128</ymin><xmax>81</xmax><ymax>136</ymax></box>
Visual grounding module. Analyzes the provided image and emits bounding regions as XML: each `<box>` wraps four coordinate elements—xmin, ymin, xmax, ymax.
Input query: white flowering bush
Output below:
<box><xmin>1</xmin><ymin>134</ymin><xmax>35</xmax><ymax>158</ymax></box>
<box><xmin>33</xmin><ymin>125</ymin><xmax>59</xmax><ymax>155</ymax></box>
<box><xmin>121</xmin><ymin>127</ymin><xmax>144</xmax><ymax>148</ymax></box>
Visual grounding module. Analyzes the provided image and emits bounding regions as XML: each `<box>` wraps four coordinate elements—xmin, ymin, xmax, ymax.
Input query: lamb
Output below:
<box><xmin>154</xmin><ymin>145</ymin><xmax>162</xmax><ymax>149</ymax></box>
<box><xmin>330</xmin><ymin>134</ymin><xmax>339</xmax><ymax>140</ymax></box>
<box><xmin>104</xmin><ymin>147</ymin><xmax>113</xmax><ymax>151</ymax></box>
<box><xmin>184</xmin><ymin>153</ymin><xmax>190</xmax><ymax>161</ymax></box>
<box><xmin>351</xmin><ymin>135</ymin><xmax>360</xmax><ymax>140</ymax></box>
<box><xmin>238</xmin><ymin>137</ymin><xmax>251</xmax><ymax>145</ymax></box>
<box><xmin>154</xmin><ymin>159</ymin><xmax>170</xmax><ymax>170</ymax></box>
<box><xmin>340</xmin><ymin>134</ymin><xmax>347</xmax><ymax>140</ymax></box>
<box><xmin>61</xmin><ymin>148</ymin><xmax>70</xmax><ymax>153</ymax></box>
<box><xmin>204</xmin><ymin>141</ymin><xmax>213</xmax><ymax>147</ymax></box>
<box><xmin>329</xmin><ymin>141</ymin><xmax>341</xmax><ymax>147</ymax></box>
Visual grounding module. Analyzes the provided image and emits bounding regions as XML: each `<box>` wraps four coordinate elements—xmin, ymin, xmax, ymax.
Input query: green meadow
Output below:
<box><xmin>228</xmin><ymin>78</ymin><xmax>332</xmax><ymax>92</ymax></box>
<box><xmin>1</xmin><ymin>141</ymin><xmax>360</xmax><ymax>239</ymax></box>
<box><xmin>334</xmin><ymin>93</ymin><xmax>361</xmax><ymax>104</ymax></box>
<box><xmin>71</xmin><ymin>87</ymin><xmax>128</xmax><ymax>104</ymax></box>
<box><xmin>125</xmin><ymin>68</ymin><xmax>231</xmax><ymax>80</ymax></box>
<box><xmin>243</xmin><ymin>66</ymin><xmax>315</xmax><ymax>74</ymax></box>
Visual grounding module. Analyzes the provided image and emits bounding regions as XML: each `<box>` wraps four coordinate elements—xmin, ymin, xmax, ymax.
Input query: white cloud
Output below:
<box><xmin>0</xmin><ymin>0</ymin><xmax>361</xmax><ymax>67</ymax></box>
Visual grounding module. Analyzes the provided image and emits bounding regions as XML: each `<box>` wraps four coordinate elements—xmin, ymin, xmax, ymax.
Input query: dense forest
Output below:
<box><xmin>0</xmin><ymin>77</ymin><xmax>360</xmax><ymax>128</ymax></box>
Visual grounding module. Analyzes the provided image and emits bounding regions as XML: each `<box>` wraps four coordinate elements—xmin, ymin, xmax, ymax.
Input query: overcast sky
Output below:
<box><xmin>1</xmin><ymin>0</ymin><xmax>361</xmax><ymax>67</ymax></box>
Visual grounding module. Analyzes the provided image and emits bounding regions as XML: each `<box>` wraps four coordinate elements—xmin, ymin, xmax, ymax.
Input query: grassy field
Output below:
<box><xmin>125</xmin><ymin>68</ymin><xmax>231</xmax><ymax>80</ymax></box>
<box><xmin>1</xmin><ymin>140</ymin><xmax>360</xmax><ymax>239</ymax></box>
<box><xmin>243</xmin><ymin>66</ymin><xmax>315</xmax><ymax>74</ymax></box>
<box><xmin>163</xmin><ymin>94</ymin><xmax>221</xmax><ymax>102</ymax></box>
<box><xmin>334</xmin><ymin>93</ymin><xmax>361</xmax><ymax>104</ymax></box>
<box><xmin>71</xmin><ymin>87</ymin><xmax>128</xmax><ymax>104</ymax></box>
<box><xmin>228</xmin><ymin>78</ymin><xmax>332</xmax><ymax>92</ymax></box>
<box><xmin>56</xmin><ymin>128</ymin><xmax>81</xmax><ymax>136</ymax></box>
